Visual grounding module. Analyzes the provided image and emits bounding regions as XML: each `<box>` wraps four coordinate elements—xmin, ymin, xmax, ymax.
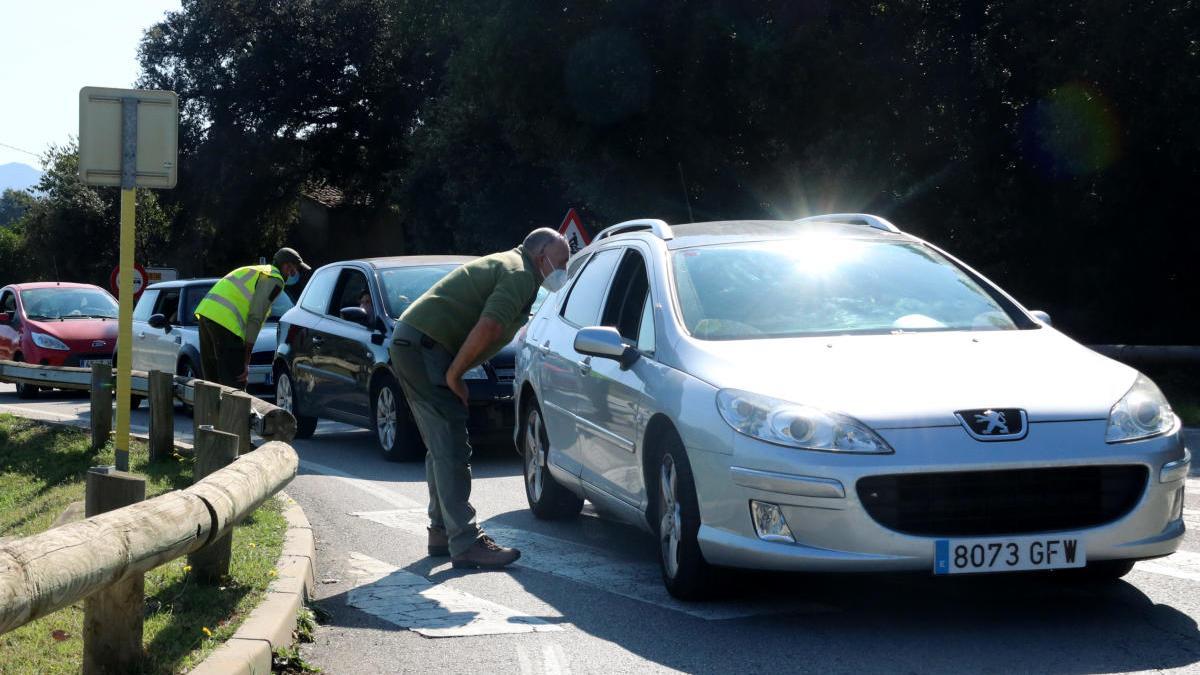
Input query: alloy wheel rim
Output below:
<box><xmin>277</xmin><ymin>374</ymin><xmax>293</xmax><ymax>413</ymax></box>
<box><xmin>524</xmin><ymin>409</ymin><xmax>545</xmax><ymax>502</ymax></box>
<box><xmin>377</xmin><ymin>387</ymin><xmax>397</xmax><ymax>450</ymax></box>
<box><xmin>660</xmin><ymin>455</ymin><xmax>681</xmax><ymax>579</ymax></box>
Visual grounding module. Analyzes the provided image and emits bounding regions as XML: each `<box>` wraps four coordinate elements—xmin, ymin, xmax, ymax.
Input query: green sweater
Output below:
<box><xmin>400</xmin><ymin>246</ymin><xmax>540</xmax><ymax>361</ymax></box>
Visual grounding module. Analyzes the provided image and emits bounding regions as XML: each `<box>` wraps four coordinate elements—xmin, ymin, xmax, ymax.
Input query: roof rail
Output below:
<box><xmin>794</xmin><ymin>213</ymin><xmax>901</xmax><ymax>233</ymax></box>
<box><xmin>594</xmin><ymin>218</ymin><xmax>674</xmax><ymax>242</ymax></box>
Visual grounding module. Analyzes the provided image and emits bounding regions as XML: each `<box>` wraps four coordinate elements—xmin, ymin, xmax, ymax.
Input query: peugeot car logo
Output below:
<box><xmin>955</xmin><ymin>408</ymin><xmax>1028</xmax><ymax>441</ymax></box>
<box><xmin>91</xmin><ymin>340</ymin><xmax>107</xmax><ymax>348</ymax></box>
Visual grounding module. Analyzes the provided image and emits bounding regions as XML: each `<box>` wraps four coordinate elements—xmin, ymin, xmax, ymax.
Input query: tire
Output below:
<box><xmin>373</xmin><ymin>375</ymin><xmax>423</xmax><ymax>462</ymax></box>
<box><xmin>522</xmin><ymin>400</ymin><xmax>583</xmax><ymax>519</ymax></box>
<box><xmin>13</xmin><ymin>355</ymin><xmax>38</xmax><ymax>399</ymax></box>
<box><xmin>177</xmin><ymin>359</ymin><xmax>198</xmax><ymax>415</ymax></box>
<box><xmin>275</xmin><ymin>369</ymin><xmax>318</xmax><ymax>440</ymax></box>
<box><xmin>654</xmin><ymin>433</ymin><xmax>713</xmax><ymax>600</ymax></box>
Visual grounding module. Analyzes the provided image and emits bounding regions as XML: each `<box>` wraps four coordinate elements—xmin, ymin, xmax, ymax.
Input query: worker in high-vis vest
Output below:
<box><xmin>194</xmin><ymin>248</ymin><xmax>310</xmax><ymax>389</ymax></box>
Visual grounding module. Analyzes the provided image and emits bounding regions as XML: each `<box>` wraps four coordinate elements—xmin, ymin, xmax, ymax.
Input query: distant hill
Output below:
<box><xmin>0</xmin><ymin>163</ymin><xmax>42</xmax><ymax>193</ymax></box>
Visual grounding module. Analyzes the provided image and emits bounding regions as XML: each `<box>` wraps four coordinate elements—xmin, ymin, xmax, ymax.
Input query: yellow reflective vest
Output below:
<box><xmin>194</xmin><ymin>265</ymin><xmax>284</xmax><ymax>339</ymax></box>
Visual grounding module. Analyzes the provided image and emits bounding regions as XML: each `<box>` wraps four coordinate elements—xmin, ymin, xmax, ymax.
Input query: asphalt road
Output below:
<box><xmin>3</xmin><ymin>383</ymin><xmax>1199</xmax><ymax>674</ymax></box>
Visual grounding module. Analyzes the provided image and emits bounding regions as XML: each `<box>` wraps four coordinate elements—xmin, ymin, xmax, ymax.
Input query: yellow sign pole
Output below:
<box><xmin>114</xmin><ymin>187</ymin><xmax>135</xmax><ymax>470</ymax></box>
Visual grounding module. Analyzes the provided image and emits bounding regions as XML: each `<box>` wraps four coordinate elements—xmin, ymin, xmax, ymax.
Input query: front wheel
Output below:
<box><xmin>522</xmin><ymin>401</ymin><xmax>583</xmax><ymax>519</ymax></box>
<box><xmin>275</xmin><ymin>369</ymin><xmax>318</xmax><ymax>439</ymax></box>
<box><xmin>656</xmin><ymin>436</ymin><xmax>712</xmax><ymax>600</ymax></box>
<box><xmin>15</xmin><ymin>381</ymin><xmax>39</xmax><ymax>399</ymax></box>
<box><xmin>373</xmin><ymin>376</ymin><xmax>423</xmax><ymax>462</ymax></box>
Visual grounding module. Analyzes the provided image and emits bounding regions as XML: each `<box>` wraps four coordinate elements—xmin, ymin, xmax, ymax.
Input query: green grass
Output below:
<box><xmin>0</xmin><ymin>414</ymin><xmax>288</xmax><ymax>675</ymax></box>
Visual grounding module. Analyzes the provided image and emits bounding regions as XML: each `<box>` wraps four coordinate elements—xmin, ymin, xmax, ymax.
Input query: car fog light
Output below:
<box><xmin>750</xmin><ymin>500</ymin><xmax>795</xmax><ymax>543</ymax></box>
<box><xmin>1160</xmin><ymin>449</ymin><xmax>1191</xmax><ymax>483</ymax></box>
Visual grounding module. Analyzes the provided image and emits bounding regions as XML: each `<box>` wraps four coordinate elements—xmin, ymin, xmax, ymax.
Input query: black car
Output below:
<box><xmin>273</xmin><ymin>256</ymin><xmax>518</xmax><ymax>460</ymax></box>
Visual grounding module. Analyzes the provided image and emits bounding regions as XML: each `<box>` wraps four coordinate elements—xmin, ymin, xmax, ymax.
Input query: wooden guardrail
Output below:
<box><xmin>0</xmin><ymin>360</ymin><xmax>296</xmax><ymax>441</ymax></box>
<box><xmin>0</xmin><ymin>361</ymin><xmax>300</xmax><ymax>672</ymax></box>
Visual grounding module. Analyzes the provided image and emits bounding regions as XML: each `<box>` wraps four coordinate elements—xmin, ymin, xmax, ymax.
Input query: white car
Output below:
<box><xmin>132</xmin><ymin>278</ymin><xmax>292</xmax><ymax>397</ymax></box>
<box><xmin>513</xmin><ymin>214</ymin><xmax>1190</xmax><ymax>599</ymax></box>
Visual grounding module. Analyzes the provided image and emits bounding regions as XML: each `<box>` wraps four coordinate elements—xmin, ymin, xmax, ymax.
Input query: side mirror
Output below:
<box><xmin>148</xmin><ymin>313</ymin><xmax>167</xmax><ymax>329</ymax></box>
<box><xmin>340</xmin><ymin>306</ymin><xmax>370</xmax><ymax>326</ymax></box>
<box><xmin>1030</xmin><ymin>310</ymin><xmax>1051</xmax><ymax>326</ymax></box>
<box><xmin>574</xmin><ymin>326</ymin><xmax>640</xmax><ymax>369</ymax></box>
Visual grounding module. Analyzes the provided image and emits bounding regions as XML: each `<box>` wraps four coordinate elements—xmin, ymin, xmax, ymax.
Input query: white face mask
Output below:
<box><xmin>540</xmin><ymin>258</ymin><xmax>567</xmax><ymax>292</ymax></box>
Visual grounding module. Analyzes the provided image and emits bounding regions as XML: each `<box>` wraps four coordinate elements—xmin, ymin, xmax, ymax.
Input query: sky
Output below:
<box><xmin>0</xmin><ymin>0</ymin><xmax>181</xmax><ymax>168</ymax></box>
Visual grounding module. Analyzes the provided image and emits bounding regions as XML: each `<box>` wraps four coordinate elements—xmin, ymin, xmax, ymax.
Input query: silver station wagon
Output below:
<box><xmin>513</xmin><ymin>214</ymin><xmax>1190</xmax><ymax>599</ymax></box>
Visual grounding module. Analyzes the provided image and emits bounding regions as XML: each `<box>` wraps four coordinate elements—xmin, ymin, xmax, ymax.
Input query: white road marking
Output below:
<box><xmin>351</xmin><ymin>508</ymin><xmax>836</xmax><ymax>621</ymax></box>
<box><xmin>299</xmin><ymin>459</ymin><xmax>424</xmax><ymax>510</ymax></box>
<box><xmin>0</xmin><ymin>403</ymin><xmax>80</xmax><ymax>423</ymax></box>
<box><xmin>345</xmin><ymin>551</ymin><xmax>562</xmax><ymax>638</ymax></box>
<box><xmin>543</xmin><ymin>643</ymin><xmax>571</xmax><ymax>675</ymax></box>
<box><xmin>1137</xmin><ymin>550</ymin><xmax>1200</xmax><ymax>583</ymax></box>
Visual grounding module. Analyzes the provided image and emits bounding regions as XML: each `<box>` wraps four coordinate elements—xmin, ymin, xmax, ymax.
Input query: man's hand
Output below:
<box><xmin>445</xmin><ymin>371</ymin><xmax>468</xmax><ymax>407</ymax></box>
<box><xmin>237</xmin><ymin>365</ymin><xmax>249</xmax><ymax>385</ymax></box>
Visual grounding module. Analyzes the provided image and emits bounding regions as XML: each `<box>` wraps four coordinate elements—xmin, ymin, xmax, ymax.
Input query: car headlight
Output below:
<box><xmin>31</xmin><ymin>332</ymin><xmax>70</xmax><ymax>351</ymax></box>
<box><xmin>463</xmin><ymin>365</ymin><xmax>489</xmax><ymax>381</ymax></box>
<box><xmin>716</xmin><ymin>389</ymin><xmax>893</xmax><ymax>454</ymax></box>
<box><xmin>1105</xmin><ymin>374</ymin><xmax>1176</xmax><ymax>443</ymax></box>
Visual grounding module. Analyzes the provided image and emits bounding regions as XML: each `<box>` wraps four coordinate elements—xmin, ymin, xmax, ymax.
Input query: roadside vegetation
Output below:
<box><xmin>0</xmin><ymin>414</ymin><xmax>287</xmax><ymax>674</ymax></box>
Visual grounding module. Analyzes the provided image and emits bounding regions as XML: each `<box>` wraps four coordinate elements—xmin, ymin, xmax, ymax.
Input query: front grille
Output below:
<box><xmin>857</xmin><ymin>465</ymin><xmax>1148</xmax><ymax>537</ymax></box>
<box><xmin>249</xmin><ymin>351</ymin><xmax>274</xmax><ymax>366</ymax></box>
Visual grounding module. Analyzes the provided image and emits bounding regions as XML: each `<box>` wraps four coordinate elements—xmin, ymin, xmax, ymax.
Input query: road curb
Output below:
<box><xmin>190</xmin><ymin>491</ymin><xmax>315</xmax><ymax>675</ymax></box>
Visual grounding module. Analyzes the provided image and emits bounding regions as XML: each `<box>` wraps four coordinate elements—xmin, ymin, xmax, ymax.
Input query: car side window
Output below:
<box><xmin>154</xmin><ymin>289</ymin><xmax>182</xmax><ymax>325</ymax></box>
<box><xmin>561</xmin><ymin>249</ymin><xmax>621</xmax><ymax>327</ymax></box>
<box><xmin>180</xmin><ymin>284</ymin><xmax>215</xmax><ymax>326</ymax></box>
<box><xmin>599</xmin><ymin>249</ymin><xmax>651</xmax><ymax>345</ymax></box>
<box><xmin>299</xmin><ymin>267</ymin><xmax>339</xmax><ymax>314</ymax></box>
<box><xmin>1</xmin><ymin>291</ymin><xmax>17</xmax><ymax>325</ymax></box>
<box><xmin>133</xmin><ymin>289</ymin><xmax>158</xmax><ymax>322</ymax></box>
<box><xmin>329</xmin><ymin>269</ymin><xmax>369</xmax><ymax>319</ymax></box>
<box><xmin>636</xmin><ymin>292</ymin><xmax>655</xmax><ymax>354</ymax></box>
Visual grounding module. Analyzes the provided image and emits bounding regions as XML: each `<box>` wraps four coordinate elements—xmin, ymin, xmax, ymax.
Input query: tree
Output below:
<box><xmin>0</xmin><ymin>189</ymin><xmax>34</xmax><ymax>228</ymax></box>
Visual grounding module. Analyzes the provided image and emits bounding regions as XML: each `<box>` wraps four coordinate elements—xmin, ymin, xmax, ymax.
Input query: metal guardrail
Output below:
<box><xmin>0</xmin><ymin>360</ymin><xmax>296</xmax><ymax>442</ymax></box>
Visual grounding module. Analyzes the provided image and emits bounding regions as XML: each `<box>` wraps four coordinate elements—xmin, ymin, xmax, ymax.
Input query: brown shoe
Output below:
<box><xmin>428</xmin><ymin>527</ymin><xmax>449</xmax><ymax>557</ymax></box>
<box><xmin>451</xmin><ymin>534</ymin><xmax>521</xmax><ymax>569</ymax></box>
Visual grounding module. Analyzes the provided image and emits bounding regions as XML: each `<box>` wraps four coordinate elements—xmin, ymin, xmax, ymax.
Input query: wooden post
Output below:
<box><xmin>89</xmin><ymin>363</ymin><xmax>112</xmax><ymax>451</ymax></box>
<box><xmin>148</xmin><ymin>370</ymin><xmax>174</xmax><ymax>462</ymax></box>
<box><xmin>187</xmin><ymin>426</ymin><xmax>239</xmax><ymax>583</ymax></box>
<box><xmin>192</xmin><ymin>380</ymin><xmax>221</xmax><ymax>440</ymax></box>
<box><xmin>82</xmin><ymin>468</ymin><xmax>146</xmax><ymax>674</ymax></box>
<box><xmin>218</xmin><ymin>390</ymin><xmax>253</xmax><ymax>455</ymax></box>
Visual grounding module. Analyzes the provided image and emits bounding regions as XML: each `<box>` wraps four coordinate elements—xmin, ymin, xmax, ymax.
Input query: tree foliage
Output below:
<box><xmin>133</xmin><ymin>0</ymin><xmax>1198</xmax><ymax>343</ymax></box>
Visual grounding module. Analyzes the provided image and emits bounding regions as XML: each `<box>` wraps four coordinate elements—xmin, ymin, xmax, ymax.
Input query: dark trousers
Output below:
<box><xmin>197</xmin><ymin>315</ymin><xmax>246</xmax><ymax>390</ymax></box>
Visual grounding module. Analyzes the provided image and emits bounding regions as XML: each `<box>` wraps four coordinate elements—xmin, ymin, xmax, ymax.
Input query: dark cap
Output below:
<box><xmin>273</xmin><ymin>247</ymin><xmax>311</xmax><ymax>272</ymax></box>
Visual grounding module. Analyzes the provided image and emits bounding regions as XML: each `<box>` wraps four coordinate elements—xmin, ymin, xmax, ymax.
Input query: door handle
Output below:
<box><xmin>577</xmin><ymin>356</ymin><xmax>592</xmax><ymax>375</ymax></box>
<box><xmin>540</xmin><ymin>340</ymin><xmax>551</xmax><ymax>352</ymax></box>
<box><xmin>311</xmin><ymin>336</ymin><xmax>324</xmax><ymax>345</ymax></box>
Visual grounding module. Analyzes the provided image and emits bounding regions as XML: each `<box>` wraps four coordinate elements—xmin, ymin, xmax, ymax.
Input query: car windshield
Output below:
<box><xmin>670</xmin><ymin>238</ymin><xmax>1022</xmax><ymax>340</ymax></box>
<box><xmin>378</xmin><ymin>264</ymin><xmax>461</xmax><ymax>318</ymax></box>
<box><xmin>21</xmin><ymin>288</ymin><xmax>118</xmax><ymax>320</ymax></box>
<box><xmin>181</xmin><ymin>283</ymin><xmax>216</xmax><ymax>325</ymax></box>
<box><xmin>270</xmin><ymin>289</ymin><xmax>294</xmax><ymax>320</ymax></box>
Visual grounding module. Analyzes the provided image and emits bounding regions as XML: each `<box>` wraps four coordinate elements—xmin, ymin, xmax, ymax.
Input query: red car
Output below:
<box><xmin>0</xmin><ymin>282</ymin><xmax>119</xmax><ymax>398</ymax></box>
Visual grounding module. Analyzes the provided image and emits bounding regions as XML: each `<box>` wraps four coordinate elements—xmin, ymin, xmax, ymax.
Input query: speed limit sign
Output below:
<box><xmin>109</xmin><ymin>263</ymin><xmax>148</xmax><ymax>300</ymax></box>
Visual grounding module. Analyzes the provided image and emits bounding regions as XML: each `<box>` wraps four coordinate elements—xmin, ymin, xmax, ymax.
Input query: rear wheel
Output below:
<box><xmin>276</xmin><ymin>369</ymin><xmax>318</xmax><ymax>439</ymax></box>
<box><xmin>655</xmin><ymin>434</ymin><xmax>712</xmax><ymax>600</ymax></box>
<box><xmin>522</xmin><ymin>400</ymin><xmax>583</xmax><ymax>519</ymax></box>
<box><xmin>373</xmin><ymin>376</ymin><xmax>423</xmax><ymax>462</ymax></box>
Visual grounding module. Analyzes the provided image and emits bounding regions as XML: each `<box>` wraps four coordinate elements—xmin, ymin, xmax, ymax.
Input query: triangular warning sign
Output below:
<box><xmin>557</xmin><ymin>208</ymin><xmax>591</xmax><ymax>256</ymax></box>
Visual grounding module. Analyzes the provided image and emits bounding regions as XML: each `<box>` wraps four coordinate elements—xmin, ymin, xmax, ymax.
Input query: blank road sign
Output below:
<box><xmin>78</xmin><ymin>87</ymin><xmax>178</xmax><ymax>189</ymax></box>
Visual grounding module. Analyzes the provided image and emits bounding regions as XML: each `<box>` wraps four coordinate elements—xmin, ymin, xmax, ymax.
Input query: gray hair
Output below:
<box><xmin>523</xmin><ymin>227</ymin><xmax>565</xmax><ymax>256</ymax></box>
